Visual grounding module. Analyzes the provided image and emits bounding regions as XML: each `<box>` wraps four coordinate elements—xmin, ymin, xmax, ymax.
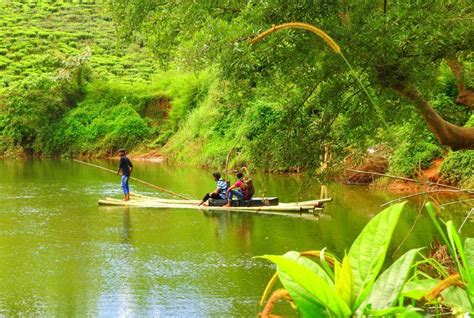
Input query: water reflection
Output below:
<box><xmin>203</xmin><ymin>211</ymin><xmax>255</xmax><ymax>250</ymax></box>
<box><xmin>121</xmin><ymin>208</ymin><xmax>132</xmax><ymax>244</ymax></box>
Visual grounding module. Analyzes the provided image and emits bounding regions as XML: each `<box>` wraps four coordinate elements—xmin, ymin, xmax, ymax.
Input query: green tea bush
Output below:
<box><xmin>0</xmin><ymin>1</ymin><xmax>159</xmax><ymax>88</ymax></box>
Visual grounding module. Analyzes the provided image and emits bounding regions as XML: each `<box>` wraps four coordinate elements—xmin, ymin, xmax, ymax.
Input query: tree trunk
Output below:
<box><xmin>447</xmin><ymin>58</ymin><xmax>474</xmax><ymax>110</ymax></box>
<box><xmin>395</xmin><ymin>83</ymin><xmax>474</xmax><ymax>150</ymax></box>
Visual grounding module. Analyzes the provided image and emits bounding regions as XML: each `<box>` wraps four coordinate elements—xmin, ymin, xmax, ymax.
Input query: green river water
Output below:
<box><xmin>0</xmin><ymin>159</ymin><xmax>472</xmax><ymax>316</ymax></box>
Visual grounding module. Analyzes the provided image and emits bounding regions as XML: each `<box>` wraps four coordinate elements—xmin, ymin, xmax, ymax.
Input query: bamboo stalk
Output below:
<box><xmin>380</xmin><ymin>190</ymin><xmax>464</xmax><ymax>207</ymax></box>
<box><xmin>73</xmin><ymin>159</ymin><xmax>191</xmax><ymax>200</ymax></box>
<box><xmin>440</xmin><ymin>198</ymin><xmax>474</xmax><ymax>207</ymax></box>
<box><xmin>345</xmin><ymin>168</ymin><xmax>474</xmax><ymax>195</ymax></box>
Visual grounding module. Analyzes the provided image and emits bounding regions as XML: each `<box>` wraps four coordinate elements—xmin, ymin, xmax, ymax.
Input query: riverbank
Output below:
<box><xmin>2</xmin><ymin>148</ymin><xmax>471</xmax><ymax>195</ymax></box>
<box><xmin>97</xmin><ymin>149</ymin><xmax>473</xmax><ymax>196</ymax></box>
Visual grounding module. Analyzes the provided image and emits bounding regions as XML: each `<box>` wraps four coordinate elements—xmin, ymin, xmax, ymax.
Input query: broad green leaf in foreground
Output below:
<box><xmin>282</xmin><ymin>251</ymin><xmax>334</xmax><ymax>286</ymax></box>
<box><xmin>446</xmin><ymin>221</ymin><xmax>474</xmax><ymax>287</ymax></box>
<box><xmin>464</xmin><ymin>238</ymin><xmax>474</xmax><ymax>273</ymax></box>
<box><xmin>335</xmin><ymin>255</ymin><xmax>353</xmax><ymax>307</ymax></box>
<box><xmin>366</xmin><ymin>306</ymin><xmax>423</xmax><ymax>317</ymax></box>
<box><xmin>441</xmin><ymin>286</ymin><xmax>473</xmax><ymax>314</ymax></box>
<box><xmin>348</xmin><ymin>201</ymin><xmax>406</xmax><ymax>308</ymax></box>
<box><xmin>361</xmin><ymin>248</ymin><xmax>420</xmax><ymax>311</ymax></box>
<box><xmin>260</xmin><ymin>255</ymin><xmax>351</xmax><ymax>317</ymax></box>
<box><xmin>402</xmin><ymin>279</ymin><xmax>441</xmax><ymax>300</ymax></box>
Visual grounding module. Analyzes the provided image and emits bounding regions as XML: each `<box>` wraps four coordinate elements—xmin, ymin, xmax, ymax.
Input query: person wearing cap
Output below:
<box><xmin>116</xmin><ymin>149</ymin><xmax>133</xmax><ymax>201</ymax></box>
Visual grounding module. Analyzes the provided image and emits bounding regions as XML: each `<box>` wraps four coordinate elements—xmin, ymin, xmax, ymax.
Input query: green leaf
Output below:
<box><xmin>335</xmin><ymin>255</ymin><xmax>353</xmax><ymax>307</ymax></box>
<box><xmin>262</xmin><ymin>252</ymin><xmax>332</xmax><ymax>316</ymax></box>
<box><xmin>278</xmin><ymin>269</ymin><xmax>330</xmax><ymax>317</ymax></box>
<box><xmin>464</xmin><ymin>237</ymin><xmax>474</xmax><ymax>280</ymax></box>
<box><xmin>361</xmin><ymin>249</ymin><xmax>420</xmax><ymax>310</ymax></box>
<box><xmin>441</xmin><ymin>286</ymin><xmax>473</xmax><ymax>314</ymax></box>
<box><xmin>282</xmin><ymin>251</ymin><xmax>334</xmax><ymax>286</ymax></box>
<box><xmin>260</xmin><ymin>254</ymin><xmax>352</xmax><ymax>317</ymax></box>
<box><xmin>446</xmin><ymin>221</ymin><xmax>473</xmax><ymax>285</ymax></box>
<box><xmin>425</xmin><ymin>202</ymin><xmax>450</xmax><ymax>249</ymax></box>
<box><xmin>348</xmin><ymin>202</ymin><xmax>406</xmax><ymax>309</ymax></box>
<box><xmin>464</xmin><ymin>238</ymin><xmax>474</xmax><ymax>271</ymax></box>
<box><xmin>402</xmin><ymin>279</ymin><xmax>440</xmax><ymax>300</ymax></box>
<box><xmin>320</xmin><ymin>248</ymin><xmax>335</xmax><ymax>281</ymax></box>
<box><xmin>366</xmin><ymin>306</ymin><xmax>423</xmax><ymax>317</ymax></box>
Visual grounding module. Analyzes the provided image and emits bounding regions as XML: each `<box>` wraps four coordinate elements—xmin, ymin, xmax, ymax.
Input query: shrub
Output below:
<box><xmin>440</xmin><ymin>150</ymin><xmax>474</xmax><ymax>188</ymax></box>
<box><xmin>152</xmin><ymin>69</ymin><xmax>215</xmax><ymax>131</ymax></box>
<box><xmin>389</xmin><ymin>124</ymin><xmax>443</xmax><ymax>177</ymax></box>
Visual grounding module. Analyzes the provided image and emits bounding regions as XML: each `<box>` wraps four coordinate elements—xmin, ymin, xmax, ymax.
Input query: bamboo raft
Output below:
<box><xmin>98</xmin><ymin>193</ymin><xmax>332</xmax><ymax>217</ymax></box>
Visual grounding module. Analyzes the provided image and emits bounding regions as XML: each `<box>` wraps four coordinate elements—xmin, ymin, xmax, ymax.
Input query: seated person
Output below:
<box><xmin>225</xmin><ymin>172</ymin><xmax>251</xmax><ymax>207</ymax></box>
<box><xmin>198</xmin><ymin>171</ymin><xmax>228</xmax><ymax>206</ymax></box>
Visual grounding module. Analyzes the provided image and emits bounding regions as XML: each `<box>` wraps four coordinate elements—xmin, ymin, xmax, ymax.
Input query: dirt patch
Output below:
<box><xmin>106</xmin><ymin>150</ymin><xmax>166</xmax><ymax>163</ymax></box>
<box><xmin>375</xmin><ymin>180</ymin><xmax>428</xmax><ymax>193</ymax></box>
<box><xmin>143</xmin><ymin>96</ymin><xmax>171</xmax><ymax>121</ymax></box>
<box><xmin>418</xmin><ymin>157</ymin><xmax>443</xmax><ymax>182</ymax></box>
<box><xmin>130</xmin><ymin>151</ymin><xmax>166</xmax><ymax>163</ymax></box>
<box><xmin>353</xmin><ymin>157</ymin><xmax>452</xmax><ymax>193</ymax></box>
<box><xmin>346</xmin><ymin>156</ymin><xmax>389</xmax><ymax>184</ymax></box>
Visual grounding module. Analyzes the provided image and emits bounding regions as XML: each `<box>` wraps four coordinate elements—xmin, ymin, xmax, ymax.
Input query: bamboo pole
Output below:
<box><xmin>345</xmin><ymin>168</ymin><xmax>474</xmax><ymax>194</ymax></box>
<box><xmin>73</xmin><ymin>159</ymin><xmax>191</xmax><ymax>200</ymax></box>
<box><xmin>380</xmin><ymin>189</ymin><xmax>463</xmax><ymax>207</ymax></box>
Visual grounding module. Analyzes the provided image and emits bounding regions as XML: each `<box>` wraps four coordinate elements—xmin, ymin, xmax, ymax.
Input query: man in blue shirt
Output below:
<box><xmin>198</xmin><ymin>171</ymin><xmax>228</xmax><ymax>206</ymax></box>
<box><xmin>116</xmin><ymin>149</ymin><xmax>133</xmax><ymax>201</ymax></box>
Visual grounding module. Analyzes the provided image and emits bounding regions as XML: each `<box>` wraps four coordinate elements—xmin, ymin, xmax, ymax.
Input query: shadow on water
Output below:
<box><xmin>0</xmin><ymin>159</ymin><xmax>472</xmax><ymax>316</ymax></box>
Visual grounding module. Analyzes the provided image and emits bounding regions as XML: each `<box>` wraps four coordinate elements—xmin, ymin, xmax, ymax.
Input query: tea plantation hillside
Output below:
<box><xmin>0</xmin><ymin>1</ymin><xmax>213</xmax><ymax>158</ymax></box>
<box><xmin>0</xmin><ymin>1</ymin><xmax>158</xmax><ymax>88</ymax></box>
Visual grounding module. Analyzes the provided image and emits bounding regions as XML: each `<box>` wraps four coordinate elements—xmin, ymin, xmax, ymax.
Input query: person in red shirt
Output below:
<box><xmin>225</xmin><ymin>172</ymin><xmax>250</xmax><ymax>207</ymax></box>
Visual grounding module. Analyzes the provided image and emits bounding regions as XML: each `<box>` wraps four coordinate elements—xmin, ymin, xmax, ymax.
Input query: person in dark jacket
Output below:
<box><xmin>117</xmin><ymin>149</ymin><xmax>133</xmax><ymax>201</ymax></box>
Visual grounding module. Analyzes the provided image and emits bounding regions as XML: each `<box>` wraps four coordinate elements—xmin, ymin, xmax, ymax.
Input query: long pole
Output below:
<box><xmin>345</xmin><ymin>168</ymin><xmax>473</xmax><ymax>194</ymax></box>
<box><xmin>73</xmin><ymin>159</ymin><xmax>191</xmax><ymax>200</ymax></box>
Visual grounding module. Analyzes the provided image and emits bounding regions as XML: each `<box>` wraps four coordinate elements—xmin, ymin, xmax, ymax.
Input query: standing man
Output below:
<box><xmin>117</xmin><ymin>149</ymin><xmax>133</xmax><ymax>201</ymax></box>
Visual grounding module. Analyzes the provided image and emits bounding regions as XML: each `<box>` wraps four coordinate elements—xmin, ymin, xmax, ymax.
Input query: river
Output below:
<box><xmin>0</xmin><ymin>159</ymin><xmax>472</xmax><ymax>316</ymax></box>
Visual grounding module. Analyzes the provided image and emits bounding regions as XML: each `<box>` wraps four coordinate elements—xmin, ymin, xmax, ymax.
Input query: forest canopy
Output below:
<box><xmin>110</xmin><ymin>0</ymin><xmax>474</xmax><ymax>149</ymax></box>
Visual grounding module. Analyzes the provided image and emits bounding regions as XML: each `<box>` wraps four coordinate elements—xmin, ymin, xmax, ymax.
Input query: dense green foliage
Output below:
<box><xmin>440</xmin><ymin>150</ymin><xmax>474</xmax><ymax>188</ymax></box>
<box><xmin>0</xmin><ymin>1</ymin><xmax>472</xmax><ymax>186</ymax></box>
<box><xmin>109</xmin><ymin>0</ymin><xmax>473</xmax><ymax>180</ymax></box>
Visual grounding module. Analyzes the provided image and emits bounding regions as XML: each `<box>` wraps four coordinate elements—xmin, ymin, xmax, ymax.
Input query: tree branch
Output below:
<box><xmin>394</xmin><ymin>82</ymin><xmax>474</xmax><ymax>150</ymax></box>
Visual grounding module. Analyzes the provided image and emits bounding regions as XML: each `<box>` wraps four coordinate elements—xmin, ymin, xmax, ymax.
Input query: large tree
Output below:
<box><xmin>110</xmin><ymin>0</ymin><xmax>474</xmax><ymax>149</ymax></box>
